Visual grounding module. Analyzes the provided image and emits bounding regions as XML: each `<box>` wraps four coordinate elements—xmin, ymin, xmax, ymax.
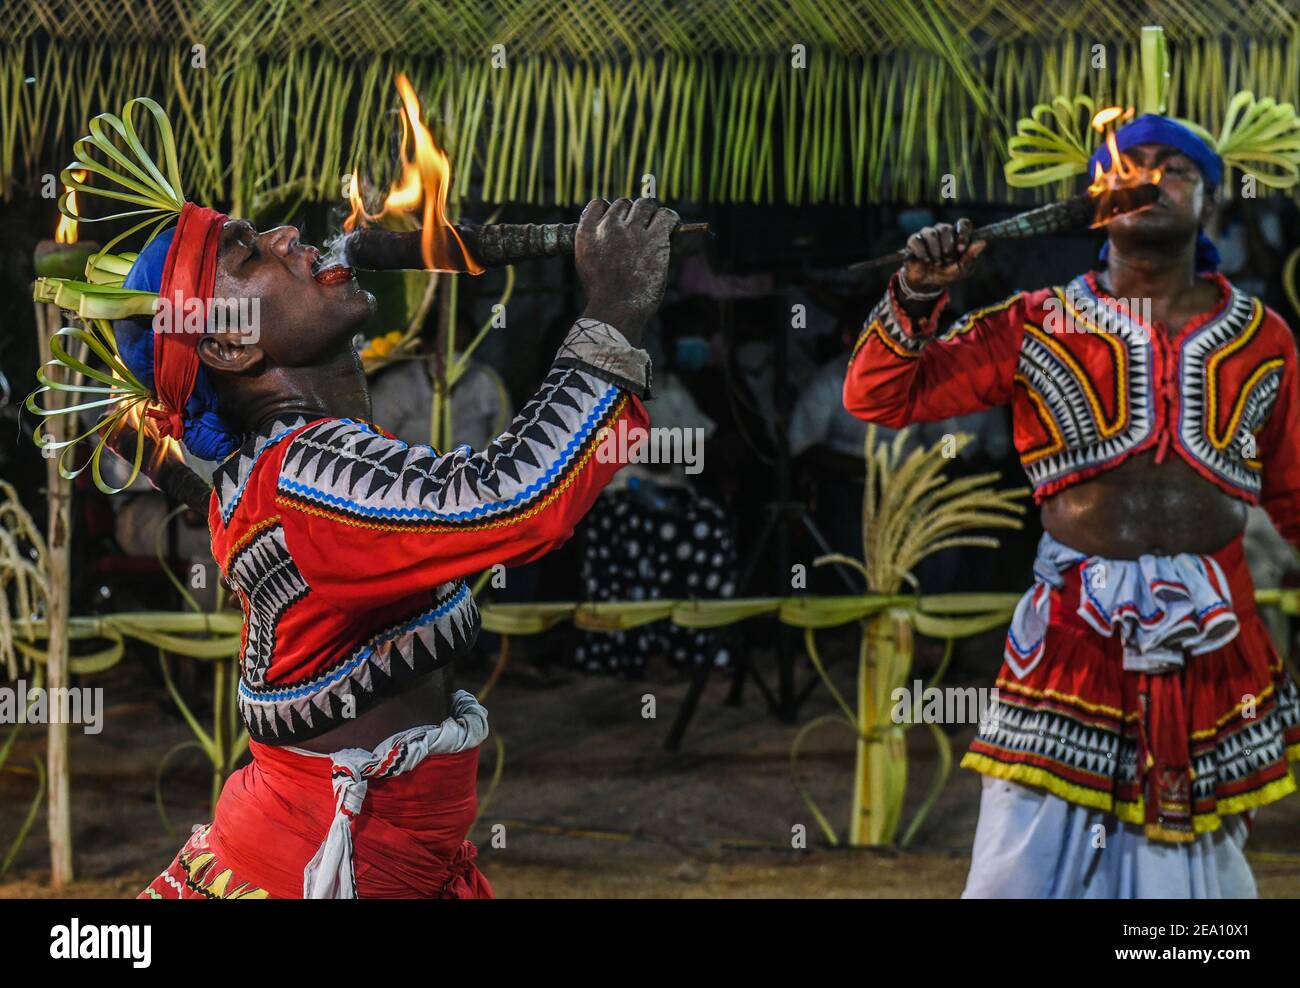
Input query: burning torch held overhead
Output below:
<box><xmin>328</xmin><ymin>73</ymin><xmax>708</xmax><ymax>276</ymax></box>
<box><xmin>849</xmin><ymin>107</ymin><xmax>1162</xmax><ymax>273</ymax></box>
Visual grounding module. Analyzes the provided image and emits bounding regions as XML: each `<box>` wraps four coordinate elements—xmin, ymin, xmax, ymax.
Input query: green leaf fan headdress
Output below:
<box><xmin>28</xmin><ymin>97</ymin><xmax>226</xmax><ymax>493</ymax></box>
<box><xmin>37</xmin><ymin>97</ymin><xmax>186</xmax><ymax>317</ymax></box>
<box><xmin>1004</xmin><ymin>26</ymin><xmax>1300</xmax><ymax>194</ymax></box>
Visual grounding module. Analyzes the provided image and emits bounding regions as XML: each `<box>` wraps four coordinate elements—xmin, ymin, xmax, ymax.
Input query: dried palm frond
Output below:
<box><xmin>826</xmin><ymin>426</ymin><xmax>1028</xmax><ymax>594</ymax></box>
<box><xmin>1004</xmin><ymin>26</ymin><xmax>1300</xmax><ymax>195</ymax></box>
<box><xmin>797</xmin><ymin>426</ymin><xmax>1025</xmax><ymax>847</ymax></box>
<box><xmin>5</xmin><ymin>21</ymin><xmax>1300</xmax><ymax>206</ymax></box>
<box><xmin>5</xmin><ymin>1</ymin><xmax>1296</xmax><ymax>61</ymax></box>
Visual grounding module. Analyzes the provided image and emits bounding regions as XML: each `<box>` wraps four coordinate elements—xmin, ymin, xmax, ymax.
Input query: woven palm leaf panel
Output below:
<box><xmin>1</xmin><ymin>1</ymin><xmax>1297</xmax><ymax>206</ymax></box>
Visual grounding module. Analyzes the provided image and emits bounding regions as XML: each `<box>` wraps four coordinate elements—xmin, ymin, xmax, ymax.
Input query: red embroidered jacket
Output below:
<box><xmin>208</xmin><ymin>319</ymin><xmax>651</xmax><ymax>744</ymax></box>
<box><xmin>844</xmin><ymin>271</ymin><xmax>1300</xmax><ymax>545</ymax></box>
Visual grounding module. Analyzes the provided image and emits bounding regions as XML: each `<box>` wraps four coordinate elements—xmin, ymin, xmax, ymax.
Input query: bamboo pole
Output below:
<box><xmin>849</xmin><ymin>610</ymin><xmax>913</xmax><ymax>846</ymax></box>
<box><xmin>848</xmin><ymin>620</ymin><xmax>871</xmax><ymax>844</ymax></box>
<box><xmin>32</xmin><ymin>296</ymin><xmax>73</xmax><ymax>886</ymax></box>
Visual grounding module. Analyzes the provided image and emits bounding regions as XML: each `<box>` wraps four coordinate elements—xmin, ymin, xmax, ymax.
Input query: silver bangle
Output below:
<box><xmin>895</xmin><ymin>270</ymin><xmax>943</xmax><ymax>302</ymax></box>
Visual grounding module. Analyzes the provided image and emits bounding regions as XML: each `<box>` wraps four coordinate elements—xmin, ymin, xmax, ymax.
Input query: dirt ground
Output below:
<box><xmin>2</xmin><ymin>627</ymin><xmax>1299</xmax><ymax>899</ymax></box>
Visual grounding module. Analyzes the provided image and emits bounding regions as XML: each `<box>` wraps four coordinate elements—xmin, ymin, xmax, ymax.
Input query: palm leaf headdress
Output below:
<box><xmin>29</xmin><ymin>97</ymin><xmax>190</xmax><ymax>493</ymax></box>
<box><xmin>1004</xmin><ymin>26</ymin><xmax>1300</xmax><ymax>193</ymax></box>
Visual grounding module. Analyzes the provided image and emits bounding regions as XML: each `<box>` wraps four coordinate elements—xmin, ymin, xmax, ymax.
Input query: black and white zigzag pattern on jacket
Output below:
<box><xmin>1017</xmin><ymin>277</ymin><xmax>1153</xmax><ymax>490</ymax></box>
<box><xmin>237</xmin><ymin>581</ymin><xmax>480</xmax><ymax>744</ymax></box>
<box><xmin>554</xmin><ymin>317</ymin><xmax>652</xmax><ymax>395</ymax></box>
<box><xmin>227</xmin><ymin>524</ymin><xmax>310</xmax><ymax>687</ymax></box>
<box><xmin>1179</xmin><ymin>289</ymin><xmax>1277</xmax><ymax>494</ymax></box>
<box><xmin>866</xmin><ymin>290</ymin><xmax>929</xmax><ymax>354</ymax></box>
<box><xmin>212</xmin><ymin>414</ymin><xmax>310</xmax><ymax>526</ymax></box>
<box><xmin>275</xmin><ymin>364</ymin><xmax>623</xmax><ymax>527</ymax></box>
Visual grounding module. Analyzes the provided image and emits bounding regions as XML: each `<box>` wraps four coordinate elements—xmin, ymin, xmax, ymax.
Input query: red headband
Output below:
<box><xmin>148</xmin><ymin>202</ymin><xmax>229</xmax><ymax>439</ymax></box>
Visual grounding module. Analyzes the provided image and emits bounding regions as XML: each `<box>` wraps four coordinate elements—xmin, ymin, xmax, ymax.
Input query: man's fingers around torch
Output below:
<box><xmin>627</xmin><ymin>196</ymin><xmax>660</xmax><ymax>228</ymax></box>
<box><xmin>960</xmin><ymin>239</ymin><xmax>989</xmax><ymax>269</ymax></box>
<box><xmin>648</xmin><ymin>204</ymin><xmax>681</xmax><ymax>240</ymax></box>
<box><xmin>918</xmin><ymin>227</ymin><xmax>940</xmax><ymax>264</ymax></box>
<box><xmin>579</xmin><ymin>198</ymin><xmax>610</xmax><ymax>232</ymax></box>
<box><xmin>601</xmin><ymin>197</ymin><xmax>634</xmax><ymax>228</ymax></box>
<box><xmin>937</xmin><ymin>223</ymin><xmax>956</xmax><ymax>258</ymax></box>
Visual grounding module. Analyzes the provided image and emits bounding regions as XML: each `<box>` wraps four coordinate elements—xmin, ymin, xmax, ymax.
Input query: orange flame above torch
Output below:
<box><xmin>345</xmin><ymin>74</ymin><xmax>483</xmax><ymax>274</ymax></box>
<box><xmin>112</xmin><ymin>401</ymin><xmax>184</xmax><ymax>476</ymax></box>
<box><xmin>1087</xmin><ymin>107</ymin><xmax>1162</xmax><ymax>228</ymax></box>
<box><xmin>55</xmin><ymin>170</ymin><xmax>86</xmax><ymax>244</ymax></box>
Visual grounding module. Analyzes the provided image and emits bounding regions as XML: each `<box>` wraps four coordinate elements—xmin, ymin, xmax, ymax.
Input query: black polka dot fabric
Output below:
<box><xmin>575</xmin><ymin>488</ymin><xmax>737</xmax><ymax>676</ymax></box>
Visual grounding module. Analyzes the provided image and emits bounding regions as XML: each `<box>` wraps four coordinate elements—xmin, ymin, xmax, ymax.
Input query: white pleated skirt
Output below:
<box><xmin>962</xmin><ymin>776</ymin><xmax>1258</xmax><ymax>899</ymax></box>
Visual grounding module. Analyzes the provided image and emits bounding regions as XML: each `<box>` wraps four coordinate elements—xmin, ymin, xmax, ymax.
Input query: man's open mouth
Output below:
<box><xmin>311</xmin><ymin>258</ymin><xmax>354</xmax><ymax>285</ymax></box>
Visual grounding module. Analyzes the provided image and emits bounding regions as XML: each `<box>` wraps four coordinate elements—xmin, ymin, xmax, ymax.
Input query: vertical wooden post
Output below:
<box><xmin>437</xmin><ymin>275</ymin><xmax>457</xmax><ymax>450</ymax></box>
<box><xmin>33</xmin><ymin>300</ymin><xmax>74</xmax><ymax>886</ymax></box>
<box><xmin>437</xmin><ymin>84</ymin><xmax>458</xmax><ymax>452</ymax></box>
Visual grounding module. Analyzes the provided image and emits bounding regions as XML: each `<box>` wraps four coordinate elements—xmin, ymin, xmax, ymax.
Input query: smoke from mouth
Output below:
<box><xmin>312</xmin><ymin>232</ymin><xmax>355</xmax><ymax>283</ymax></box>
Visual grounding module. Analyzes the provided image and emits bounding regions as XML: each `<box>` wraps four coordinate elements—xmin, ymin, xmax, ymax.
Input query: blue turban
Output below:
<box><xmin>1089</xmin><ymin>114</ymin><xmax>1222</xmax><ymax>271</ymax></box>
<box><xmin>115</xmin><ymin>229</ymin><xmax>242</xmax><ymax>462</ymax></box>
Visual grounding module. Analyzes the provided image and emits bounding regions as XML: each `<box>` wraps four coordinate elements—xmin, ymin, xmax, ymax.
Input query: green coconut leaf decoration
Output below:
<box><xmin>59</xmin><ymin>96</ymin><xmax>186</xmax><ymax>258</ymax></box>
<box><xmin>84</xmin><ymin>251</ymin><xmax>138</xmax><ymax>286</ymax></box>
<box><xmin>28</xmin><ymin>95</ymin><xmax>185</xmax><ymax>494</ymax></box>
<box><xmin>25</xmin><ymin>319</ymin><xmax>154</xmax><ymax>495</ymax></box>
<box><xmin>1139</xmin><ymin>23</ymin><xmax>1170</xmax><ymax>115</ymax></box>
<box><xmin>1004</xmin><ymin>25</ymin><xmax>1300</xmax><ymax>194</ymax></box>
<box><xmin>5</xmin><ymin>11</ymin><xmax>1300</xmax><ymax>208</ymax></box>
<box><xmin>1004</xmin><ymin>94</ymin><xmax>1100</xmax><ymax>189</ymax></box>
<box><xmin>1215</xmin><ymin>92</ymin><xmax>1300</xmax><ymax>190</ymax></box>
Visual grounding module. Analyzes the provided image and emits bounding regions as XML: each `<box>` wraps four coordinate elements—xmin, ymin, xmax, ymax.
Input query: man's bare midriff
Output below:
<box><xmin>292</xmin><ymin>666</ymin><xmax>454</xmax><ymax>753</ymax></box>
<box><xmin>1041</xmin><ymin>449</ymin><xmax>1246</xmax><ymax>559</ymax></box>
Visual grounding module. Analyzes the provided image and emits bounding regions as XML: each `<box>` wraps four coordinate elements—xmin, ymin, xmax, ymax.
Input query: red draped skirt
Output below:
<box><xmin>963</xmin><ymin>536</ymin><xmax>1300</xmax><ymax>841</ymax></box>
<box><xmin>140</xmin><ymin>740</ymin><xmax>492</xmax><ymax>899</ymax></box>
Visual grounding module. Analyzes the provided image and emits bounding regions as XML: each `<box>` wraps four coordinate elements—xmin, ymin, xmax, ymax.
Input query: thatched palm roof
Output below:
<box><xmin>2</xmin><ymin>1</ymin><xmax>1296</xmax><ymax>207</ymax></box>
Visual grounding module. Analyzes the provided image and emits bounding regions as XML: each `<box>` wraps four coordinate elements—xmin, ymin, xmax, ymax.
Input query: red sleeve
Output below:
<box><xmin>1257</xmin><ymin>311</ymin><xmax>1300</xmax><ymax>548</ymax></box>
<box><xmin>274</xmin><ymin>352</ymin><xmax>649</xmax><ymax>608</ymax></box>
<box><xmin>843</xmin><ymin>272</ymin><xmax>1027</xmax><ymax>427</ymax></box>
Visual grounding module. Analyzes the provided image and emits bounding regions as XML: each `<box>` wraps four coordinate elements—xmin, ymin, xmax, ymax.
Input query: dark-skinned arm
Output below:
<box><xmin>155</xmin><ymin>458</ymin><xmax>214</xmax><ymax>517</ymax></box>
<box><xmin>843</xmin><ymin>219</ymin><xmax>1025</xmax><ymax>426</ymax></box>
<box><xmin>271</xmin><ymin>198</ymin><xmax>673</xmax><ymax>610</ymax></box>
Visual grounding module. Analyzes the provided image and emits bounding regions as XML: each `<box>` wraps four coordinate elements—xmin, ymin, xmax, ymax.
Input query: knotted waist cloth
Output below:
<box><xmin>964</xmin><ymin>533</ymin><xmax>1300</xmax><ymax>842</ymax></box>
<box><xmin>140</xmin><ymin>691</ymin><xmax>492</xmax><ymax>898</ymax></box>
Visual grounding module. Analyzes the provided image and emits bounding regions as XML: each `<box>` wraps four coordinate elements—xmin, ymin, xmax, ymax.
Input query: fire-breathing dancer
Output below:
<box><xmin>844</xmin><ymin>113</ymin><xmax>1300</xmax><ymax>897</ymax></box>
<box><xmin>138</xmin><ymin>196</ymin><xmax>673</xmax><ymax>900</ymax></box>
<box><xmin>31</xmin><ymin>96</ymin><xmax>678</xmax><ymax>898</ymax></box>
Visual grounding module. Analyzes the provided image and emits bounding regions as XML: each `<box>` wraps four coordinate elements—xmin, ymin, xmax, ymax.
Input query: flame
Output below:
<box><xmin>55</xmin><ymin>170</ymin><xmax>86</xmax><ymax>244</ymax></box>
<box><xmin>149</xmin><ymin>428</ymin><xmax>184</xmax><ymax>476</ymax></box>
<box><xmin>116</xmin><ymin>401</ymin><xmax>184</xmax><ymax>476</ymax></box>
<box><xmin>345</xmin><ymin>73</ymin><xmax>483</xmax><ymax>274</ymax></box>
<box><xmin>1086</xmin><ymin>107</ymin><xmax>1162</xmax><ymax>227</ymax></box>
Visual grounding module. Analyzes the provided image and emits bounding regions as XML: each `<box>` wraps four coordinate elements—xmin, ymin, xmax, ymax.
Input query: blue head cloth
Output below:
<box><xmin>1089</xmin><ymin>114</ymin><xmax>1222</xmax><ymax>272</ymax></box>
<box><xmin>115</xmin><ymin>229</ymin><xmax>242</xmax><ymax>462</ymax></box>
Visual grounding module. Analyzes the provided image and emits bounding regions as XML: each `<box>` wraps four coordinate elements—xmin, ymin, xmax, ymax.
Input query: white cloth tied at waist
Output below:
<box><xmin>1004</xmin><ymin>533</ymin><xmax>1239</xmax><ymax>680</ymax></box>
<box><xmin>296</xmin><ymin>689</ymin><xmax>489</xmax><ymax>899</ymax></box>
